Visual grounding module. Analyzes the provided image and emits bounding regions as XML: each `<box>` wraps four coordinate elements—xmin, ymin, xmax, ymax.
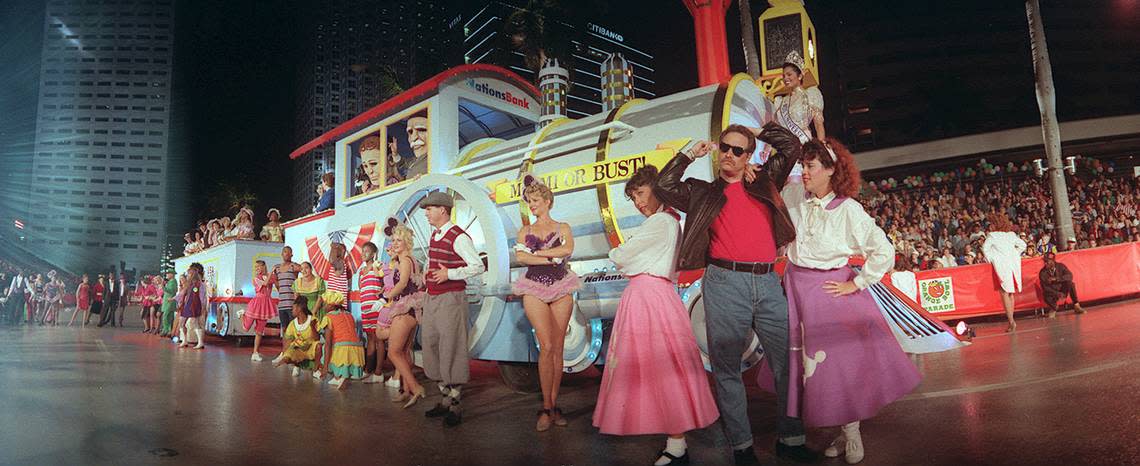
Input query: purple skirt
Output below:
<box><xmin>758</xmin><ymin>264</ymin><xmax>921</xmax><ymax>427</ymax></box>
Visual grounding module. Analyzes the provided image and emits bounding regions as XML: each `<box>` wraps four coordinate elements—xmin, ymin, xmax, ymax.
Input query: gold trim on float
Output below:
<box><xmin>594</xmin><ymin>98</ymin><xmax>647</xmax><ymax>248</ymax></box>
<box><xmin>710</xmin><ymin>73</ymin><xmax>755</xmax><ymax>179</ymax></box>
<box><xmin>517</xmin><ymin>117</ymin><xmax>573</xmax><ymax>226</ymax></box>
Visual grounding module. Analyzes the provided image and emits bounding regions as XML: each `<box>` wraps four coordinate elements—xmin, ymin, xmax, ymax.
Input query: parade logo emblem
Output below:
<box><xmin>918</xmin><ymin>277</ymin><xmax>955</xmax><ymax>313</ymax></box>
<box><xmin>582</xmin><ymin>272</ymin><xmax>626</xmax><ymax>284</ymax></box>
<box><xmin>466</xmin><ymin>79</ymin><xmax>531</xmax><ymax>110</ymax></box>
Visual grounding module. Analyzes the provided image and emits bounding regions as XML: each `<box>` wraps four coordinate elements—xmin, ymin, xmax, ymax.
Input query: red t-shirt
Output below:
<box><xmin>708</xmin><ymin>181</ymin><xmax>777</xmax><ymax>263</ymax></box>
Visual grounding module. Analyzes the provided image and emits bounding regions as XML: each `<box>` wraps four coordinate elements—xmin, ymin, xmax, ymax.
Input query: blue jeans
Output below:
<box><xmin>702</xmin><ymin>264</ymin><xmax>804</xmax><ymax>450</ymax></box>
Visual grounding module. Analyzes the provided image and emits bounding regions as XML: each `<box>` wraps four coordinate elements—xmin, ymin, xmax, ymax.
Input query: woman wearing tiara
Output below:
<box><xmin>774</xmin><ymin>51</ymin><xmax>825</xmax><ymax>143</ymax></box>
<box><xmin>512</xmin><ymin>174</ymin><xmax>582</xmax><ymax>432</ymax></box>
<box><xmin>759</xmin><ymin>139</ymin><xmax>919</xmax><ymax>464</ymax></box>
<box><xmin>593</xmin><ymin>166</ymin><xmax>719</xmax><ymax>466</ymax></box>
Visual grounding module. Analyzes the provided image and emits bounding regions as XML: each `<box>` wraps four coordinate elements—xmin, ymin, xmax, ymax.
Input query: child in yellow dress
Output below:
<box><xmin>274</xmin><ymin>297</ymin><xmax>321</xmax><ymax>377</ymax></box>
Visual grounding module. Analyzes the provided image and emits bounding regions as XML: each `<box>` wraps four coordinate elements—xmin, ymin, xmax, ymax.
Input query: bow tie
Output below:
<box><xmin>805</xmin><ymin>197</ymin><xmax>824</xmax><ymax>208</ymax></box>
<box><xmin>432</xmin><ymin>229</ymin><xmax>441</xmax><ymax>237</ymax></box>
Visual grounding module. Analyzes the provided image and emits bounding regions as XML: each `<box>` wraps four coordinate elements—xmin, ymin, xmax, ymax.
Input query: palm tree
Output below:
<box><xmin>1025</xmin><ymin>0</ymin><xmax>1075</xmax><ymax>248</ymax></box>
<box><xmin>738</xmin><ymin>0</ymin><xmax>762</xmax><ymax>79</ymax></box>
<box><xmin>503</xmin><ymin>0</ymin><xmax>571</xmax><ymax>73</ymax></box>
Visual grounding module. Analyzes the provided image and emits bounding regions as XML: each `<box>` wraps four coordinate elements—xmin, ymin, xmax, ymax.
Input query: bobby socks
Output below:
<box><xmin>655</xmin><ymin>437</ymin><xmax>687</xmax><ymax>466</ymax></box>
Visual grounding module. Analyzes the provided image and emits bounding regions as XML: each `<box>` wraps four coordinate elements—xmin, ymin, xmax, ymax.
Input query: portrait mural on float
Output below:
<box><xmin>346</xmin><ymin>106</ymin><xmax>430</xmax><ymax>198</ymax></box>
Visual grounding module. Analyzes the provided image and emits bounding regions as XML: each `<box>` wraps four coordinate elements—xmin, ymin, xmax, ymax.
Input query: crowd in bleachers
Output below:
<box><xmin>861</xmin><ymin>158</ymin><xmax>1139</xmax><ymax>270</ymax></box>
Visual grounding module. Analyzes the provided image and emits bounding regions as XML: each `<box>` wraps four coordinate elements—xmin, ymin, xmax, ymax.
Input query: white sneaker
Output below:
<box><xmin>363</xmin><ymin>374</ymin><xmax>384</xmax><ymax>384</ymax></box>
<box><xmin>273</xmin><ymin>354</ymin><xmax>285</xmax><ymax>364</ymax></box>
<box><xmin>385</xmin><ymin>374</ymin><xmax>402</xmax><ymax>387</ymax></box>
<box><xmin>312</xmin><ymin>370</ymin><xmax>323</xmax><ymax>380</ymax></box>
<box><xmin>171</xmin><ymin>336</ymin><xmax>180</xmax><ymax>343</ymax></box>
<box><xmin>328</xmin><ymin>377</ymin><xmax>343</xmax><ymax>387</ymax></box>
<box><xmin>250</xmin><ymin>353</ymin><xmax>263</xmax><ymax>362</ymax></box>
<box><xmin>842</xmin><ymin>422</ymin><xmax>864</xmax><ymax>464</ymax></box>
<box><xmin>292</xmin><ymin>367</ymin><xmax>301</xmax><ymax>377</ymax></box>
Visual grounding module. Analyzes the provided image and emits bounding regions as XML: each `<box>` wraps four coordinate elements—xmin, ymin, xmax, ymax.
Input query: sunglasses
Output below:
<box><xmin>718</xmin><ymin>142</ymin><xmax>750</xmax><ymax>157</ymax></box>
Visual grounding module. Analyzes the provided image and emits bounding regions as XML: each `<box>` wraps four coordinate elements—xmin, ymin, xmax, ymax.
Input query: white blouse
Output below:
<box><xmin>608</xmin><ymin>209</ymin><xmax>681</xmax><ymax>282</ymax></box>
<box><xmin>781</xmin><ymin>182</ymin><xmax>896</xmax><ymax>290</ymax></box>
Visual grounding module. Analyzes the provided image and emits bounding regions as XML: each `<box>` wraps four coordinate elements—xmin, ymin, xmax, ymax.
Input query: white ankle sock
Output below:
<box><xmin>655</xmin><ymin>437</ymin><xmax>686</xmax><ymax>465</ymax></box>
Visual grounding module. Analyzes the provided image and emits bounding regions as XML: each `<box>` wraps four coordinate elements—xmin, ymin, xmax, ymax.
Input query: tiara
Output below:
<box><xmin>784</xmin><ymin>51</ymin><xmax>806</xmax><ymax>71</ymax></box>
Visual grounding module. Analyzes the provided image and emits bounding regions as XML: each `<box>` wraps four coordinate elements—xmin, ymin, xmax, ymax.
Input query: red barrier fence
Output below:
<box><xmin>895</xmin><ymin>242</ymin><xmax>1140</xmax><ymax>320</ymax></box>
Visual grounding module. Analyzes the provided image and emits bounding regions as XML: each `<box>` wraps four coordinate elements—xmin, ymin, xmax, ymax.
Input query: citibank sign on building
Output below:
<box><xmin>587</xmin><ymin>23</ymin><xmax>623</xmax><ymax>42</ymax></box>
<box><xmin>466</xmin><ymin>79</ymin><xmax>533</xmax><ymax>110</ymax></box>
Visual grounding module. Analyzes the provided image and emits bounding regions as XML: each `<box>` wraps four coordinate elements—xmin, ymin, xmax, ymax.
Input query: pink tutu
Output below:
<box><xmin>593</xmin><ymin>275</ymin><xmax>719</xmax><ymax>435</ymax></box>
<box><xmin>378</xmin><ymin>291</ymin><xmax>424</xmax><ymax>328</ymax></box>
<box><xmin>511</xmin><ymin>271</ymin><xmax>582</xmax><ymax>303</ymax></box>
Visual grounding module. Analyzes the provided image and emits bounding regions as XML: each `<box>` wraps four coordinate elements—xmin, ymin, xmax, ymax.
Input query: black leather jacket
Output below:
<box><xmin>654</xmin><ymin>123</ymin><xmax>802</xmax><ymax>271</ymax></box>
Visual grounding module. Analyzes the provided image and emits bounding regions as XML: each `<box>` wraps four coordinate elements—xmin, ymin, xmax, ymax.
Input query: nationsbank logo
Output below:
<box><xmin>587</xmin><ymin>23</ymin><xmax>623</xmax><ymax>42</ymax></box>
<box><xmin>466</xmin><ymin>79</ymin><xmax>531</xmax><ymax>109</ymax></box>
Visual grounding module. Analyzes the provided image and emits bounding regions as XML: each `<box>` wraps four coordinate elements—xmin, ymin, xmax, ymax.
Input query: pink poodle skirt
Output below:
<box><xmin>593</xmin><ymin>275</ymin><xmax>719</xmax><ymax>435</ymax></box>
<box><xmin>758</xmin><ymin>264</ymin><xmax>921</xmax><ymax>427</ymax></box>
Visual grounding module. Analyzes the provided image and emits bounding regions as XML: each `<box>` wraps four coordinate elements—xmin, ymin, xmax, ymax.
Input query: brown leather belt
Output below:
<box><xmin>708</xmin><ymin>258</ymin><xmax>774</xmax><ymax>275</ymax></box>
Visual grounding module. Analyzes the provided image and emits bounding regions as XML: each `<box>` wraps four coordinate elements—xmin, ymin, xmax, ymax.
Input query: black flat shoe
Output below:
<box><xmin>443</xmin><ymin>410</ymin><xmax>462</xmax><ymax>427</ymax></box>
<box><xmin>654</xmin><ymin>450</ymin><xmax>689</xmax><ymax>465</ymax></box>
<box><xmin>733</xmin><ymin>448</ymin><xmax>759</xmax><ymax>466</ymax></box>
<box><xmin>774</xmin><ymin>442</ymin><xmax>820</xmax><ymax>463</ymax></box>
<box><xmin>425</xmin><ymin>404</ymin><xmax>449</xmax><ymax>418</ymax></box>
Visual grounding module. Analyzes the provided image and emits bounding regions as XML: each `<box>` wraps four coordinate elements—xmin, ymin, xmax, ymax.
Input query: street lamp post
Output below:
<box><xmin>1026</xmin><ymin>0</ymin><xmax>1076</xmax><ymax>249</ymax></box>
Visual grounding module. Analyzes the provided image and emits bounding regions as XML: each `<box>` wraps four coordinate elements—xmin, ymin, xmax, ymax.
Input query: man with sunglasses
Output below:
<box><xmin>655</xmin><ymin>122</ymin><xmax>817</xmax><ymax>465</ymax></box>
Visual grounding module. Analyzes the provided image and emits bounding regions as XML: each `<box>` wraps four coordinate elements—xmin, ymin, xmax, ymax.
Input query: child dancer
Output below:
<box><xmin>358</xmin><ymin>241</ymin><xmax>388</xmax><ymax>384</ymax></box>
<box><xmin>242</xmin><ymin>260</ymin><xmax>276</xmax><ymax>361</ymax></box>
<box><xmin>761</xmin><ymin>139</ymin><xmax>919</xmax><ymax>464</ymax></box>
<box><xmin>275</xmin><ymin>297</ymin><xmax>321</xmax><ymax>377</ymax></box>
<box><xmin>177</xmin><ymin>263</ymin><xmax>209</xmax><ymax>350</ymax></box>
<box><xmin>319</xmin><ymin>291</ymin><xmax>365</xmax><ymax>390</ymax></box>
<box><xmin>593</xmin><ymin>166</ymin><xmax>719</xmax><ymax>466</ymax></box>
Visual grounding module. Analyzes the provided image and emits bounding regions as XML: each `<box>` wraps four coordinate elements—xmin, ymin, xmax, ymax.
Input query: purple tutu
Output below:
<box><xmin>757</xmin><ymin>264</ymin><xmax>921</xmax><ymax>427</ymax></box>
<box><xmin>378</xmin><ymin>291</ymin><xmax>424</xmax><ymax>328</ymax></box>
<box><xmin>512</xmin><ymin>271</ymin><xmax>581</xmax><ymax>303</ymax></box>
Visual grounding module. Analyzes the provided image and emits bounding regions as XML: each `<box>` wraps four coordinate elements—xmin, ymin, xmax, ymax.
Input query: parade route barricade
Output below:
<box><xmin>892</xmin><ymin>242</ymin><xmax>1140</xmax><ymax>320</ymax></box>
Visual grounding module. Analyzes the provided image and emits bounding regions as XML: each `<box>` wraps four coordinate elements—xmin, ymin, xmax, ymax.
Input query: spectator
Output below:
<box><xmin>1038</xmin><ymin>252</ymin><xmax>1083</xmax><ymax>318</ymax></box>
<box><xmin>316</xmin><ymin>172</ymin><xmax>335</xmax><ymax>212</ymax></box>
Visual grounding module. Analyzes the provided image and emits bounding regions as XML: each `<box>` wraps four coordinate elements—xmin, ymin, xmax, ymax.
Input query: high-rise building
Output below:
<box><xmin>291</xmin><ymin>1</ymin><xmax>463</xmax><ymax>216</ymax></box>
<box><xmin>27</xmin><ymin>0</ymin><xmax>177</xmax><ymax>273</ymax></box>
<box><xmin>461</xmin><ymin>1</ymin><xmax>656</xmax><ymax>119</ymax></box>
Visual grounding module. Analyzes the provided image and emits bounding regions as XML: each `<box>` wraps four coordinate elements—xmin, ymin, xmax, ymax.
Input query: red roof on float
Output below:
<box><xmin>289</xmin><ymin>64</ymin><xmax>541</xmax><ymax>160</ymax></box>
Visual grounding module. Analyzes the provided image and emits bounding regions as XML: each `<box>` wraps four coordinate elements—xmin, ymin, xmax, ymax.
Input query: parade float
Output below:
<box><xmin>174</xmin><ymin>240</ymin><xmax>284</xmax><ymax>339</ymax></box>
<box><xmin>277</xmin><ymin>1</ymin><xmax>966</xmax><ymax>390</ymax></box>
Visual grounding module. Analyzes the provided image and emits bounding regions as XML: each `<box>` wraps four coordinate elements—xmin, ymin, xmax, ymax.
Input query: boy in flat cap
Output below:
<box><xmin>419</xmin><ymin>191</ymin><xmax>485</xmax><ymax>427</ymax></box>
